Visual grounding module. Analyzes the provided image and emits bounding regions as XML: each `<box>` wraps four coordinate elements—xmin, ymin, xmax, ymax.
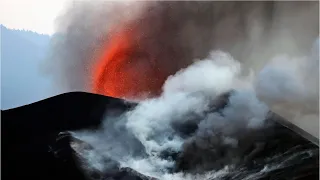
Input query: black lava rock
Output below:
<box><xmin>1</xmin><ymin>92</ymin><xmax>136</xmax><ymax>180</ymax></box>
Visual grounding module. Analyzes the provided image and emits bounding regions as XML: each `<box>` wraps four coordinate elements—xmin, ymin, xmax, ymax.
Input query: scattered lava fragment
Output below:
<box><xmin>92</xmin><ymin>25</ymin><xmax>167</xmax><ymax>100</ymax></box>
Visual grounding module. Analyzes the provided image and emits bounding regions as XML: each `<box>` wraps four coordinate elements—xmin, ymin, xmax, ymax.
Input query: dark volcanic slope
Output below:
<box><xmin>1</xmin><ymin>92</ymin><xmax>319</xmax><ymax>180</ymax></box>
<box><xmin>1</xmin><ymin>92</ymin><xmax>135</xmax><ymax>180</ymax></box>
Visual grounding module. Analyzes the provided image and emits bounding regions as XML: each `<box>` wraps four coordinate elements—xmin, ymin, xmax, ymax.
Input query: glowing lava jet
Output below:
<box><xmin>92</xmin><ymin>26</ymin><xmax>168</xmax><ymax>100</ymax></box>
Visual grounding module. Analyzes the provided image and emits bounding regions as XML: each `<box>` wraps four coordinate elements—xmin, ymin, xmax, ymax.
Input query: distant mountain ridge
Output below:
<box><xmin>1</xmin><ymin>25</ymin><xmax>50</xmax><ymax>46</ymax></box>
<box><xmin>1</xmin><ymin>25</ymin><xmax>53</xmax><ymax>109</ymax></box>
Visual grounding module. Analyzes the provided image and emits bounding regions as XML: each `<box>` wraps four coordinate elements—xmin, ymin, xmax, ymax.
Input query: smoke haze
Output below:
<box><xmin>44</xmin><ymin>1</ymin><xmax>318</xmax><ymax>95</ymax></box>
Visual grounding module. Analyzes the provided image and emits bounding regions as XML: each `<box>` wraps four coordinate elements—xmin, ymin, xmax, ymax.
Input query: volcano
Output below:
<box><xmin>1</xmin><ymin>92</ymin><xmax>318</xmax><ymax>180</ymax></box>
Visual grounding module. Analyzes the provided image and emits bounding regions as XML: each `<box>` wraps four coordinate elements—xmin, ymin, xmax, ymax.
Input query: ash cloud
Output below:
<box><xmin>43</xmin><ymin>1</ymin><xmax>318</xmax><ymax>95</ymax></box>
<box><xmin>43</xmin><ymin>0</ymin><xmax>147</xmax><ymax>94</ymax></box>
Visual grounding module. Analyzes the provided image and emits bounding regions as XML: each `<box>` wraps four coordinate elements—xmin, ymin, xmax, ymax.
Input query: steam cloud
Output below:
<box><xmin>73</xmin><ymin>51</ymin><xmax>268</xmax><ymax>179</ymax></box>
<box><xmin>45</xmin><ymin>1</ymin><xmax>319</xmax><ymax>179</ymax></box>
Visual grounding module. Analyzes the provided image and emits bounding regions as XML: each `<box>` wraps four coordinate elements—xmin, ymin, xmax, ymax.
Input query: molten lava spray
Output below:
<box><xmin>92</xmin><ymin>25</ymin><xmax>167</xmax><ymax>99</ymax></box>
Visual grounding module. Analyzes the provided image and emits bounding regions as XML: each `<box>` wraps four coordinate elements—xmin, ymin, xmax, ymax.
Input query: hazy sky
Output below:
<box><xmin>0</xmin><ymin>0</ymin><xmax>71</xmax><ymax>35</ymax></box>
<box><xmin>0</xmin><ymin>0</ymin><xmax>73</xmax><ymax>109</ymax></box>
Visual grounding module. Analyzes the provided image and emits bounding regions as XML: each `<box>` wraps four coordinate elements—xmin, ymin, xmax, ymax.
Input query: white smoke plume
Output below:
<box><xmin>72</xmin><ymin>51</ymin><xmax>270</xmax><ymax>179</ymax></box>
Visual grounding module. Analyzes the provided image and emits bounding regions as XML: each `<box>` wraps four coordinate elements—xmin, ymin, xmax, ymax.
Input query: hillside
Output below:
<box><xmin>1</xmin><ymin>25</ymin><xmax>52</xmax><ymax>109</ymax></box>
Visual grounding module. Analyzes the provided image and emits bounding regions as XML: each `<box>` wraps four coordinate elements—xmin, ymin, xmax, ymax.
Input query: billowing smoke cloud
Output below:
<box><xmin>43</xmin><ymin>1</ymin><xmax>318</xmax><ymax>96</ymax></box>
<box><xmin>72</xmin><ymin>51</ymin><xmax>270</xmax><ymax>179</ymax></box>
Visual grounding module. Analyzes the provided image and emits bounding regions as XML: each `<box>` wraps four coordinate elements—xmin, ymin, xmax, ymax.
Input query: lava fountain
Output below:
<box><xmin>92</xmin><ymin>24</ymin><xmax>169</xmax><ymax>100</ymax></box>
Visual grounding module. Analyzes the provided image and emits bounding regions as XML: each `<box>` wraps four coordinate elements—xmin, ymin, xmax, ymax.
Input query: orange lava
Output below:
<box><xmin>92</xmin><ymin>27</ymin><xmax>166</xmax><ymax>99</ymax></box>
